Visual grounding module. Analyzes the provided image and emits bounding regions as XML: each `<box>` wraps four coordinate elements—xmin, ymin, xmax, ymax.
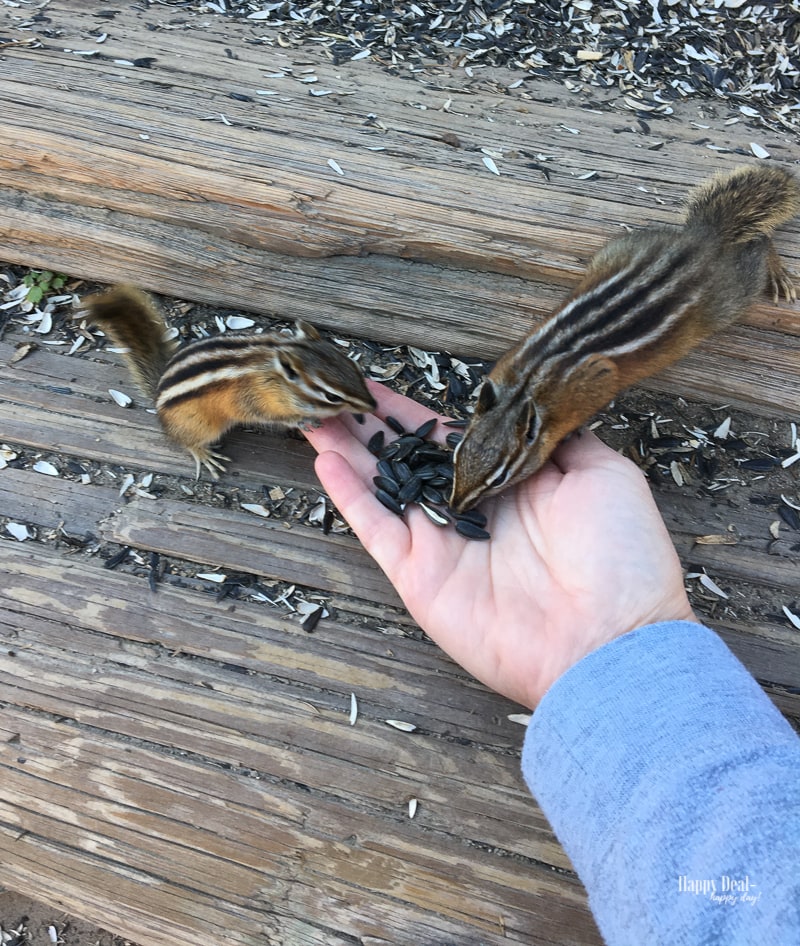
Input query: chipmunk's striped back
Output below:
<box><xmin>513</xmin><ymin>236</ymin><xmax>705</xmax><ymax>389</ymax></box>
<box><xmin>156</xmin><ymin>334</ymin><xmax>284</xmax><ymax>412</ymax></box>
<box><xmin>450</xmin><ymin>165</ymin><xmax>799</xmax><ymax>513</ymax></box>
<box><xmin>155</xmin><ymin>327</ymin><xmax>373</xmax><ymax>418</ymax></box>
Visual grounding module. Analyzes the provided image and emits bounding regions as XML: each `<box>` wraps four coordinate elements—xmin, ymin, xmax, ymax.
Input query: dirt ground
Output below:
<box><xmin>0</xmin><ymin>891</ymin><xmax>134</xmax><ymax>946</ymax></box>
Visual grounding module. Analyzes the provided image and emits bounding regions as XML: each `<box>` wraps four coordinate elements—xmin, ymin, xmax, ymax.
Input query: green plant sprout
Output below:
<box><xmin>22</xmin><ymin>269</ymin><xmax>68</xmax><ymax>305</ymax></box>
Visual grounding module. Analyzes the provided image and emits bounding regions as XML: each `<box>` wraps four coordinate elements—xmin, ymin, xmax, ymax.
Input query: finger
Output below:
<box><xmin>366</xmin><ymin>381</ymin><xmax>456</xmax><ymax>447</ymax></box>
<box><xmin>314</xmin><ymin>450</ymin><xmax>412</xmax><ymax>575</ymax></box>
<box><xmin>303</xmin><ymin>414</ymin><xmax>361</xmax><ymax>455</ymax></box>
<box><xmin>304</xmin><ymin>418</ymin><xmax>387</xmax><ymax>486</ymax></box>
<box><xmin>549</xmin><ymin>428</ymin><xmax>627</xmax><ymax>474</ymax></box>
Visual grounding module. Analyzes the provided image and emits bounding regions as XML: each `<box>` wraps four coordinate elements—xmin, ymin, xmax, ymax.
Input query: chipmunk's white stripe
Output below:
<box><xmin>517</xmin><ymin>262</ymin><xmax>644</xmax><ymax>366</ymax></box>
<box><xmin>164</xmin><ymin>342</ymin><xmax>273</xmax><ymax>370</ymax></box>
<box><xmin>156</xmin><ymin>365</ymin><xmax>258</xmax><ymax>408</ymax></box>
<box><xmin>531</xmin><ymin>263</ymin><xmax>641</xmax><ymax>352</ymax></box>
<box><xmin>557</xmin><ymin>263</ymin><xmax>677</xmax><ymax>347</ymax></box>
<box><xmin>548</xmin><ymin>284</ymin><xmax>701</xmax><ymax>367</ymax></box>
<box><xmin>599</xmin><ymin>293</ymin><xmax>700</xmax><ymax>356</ymax></box>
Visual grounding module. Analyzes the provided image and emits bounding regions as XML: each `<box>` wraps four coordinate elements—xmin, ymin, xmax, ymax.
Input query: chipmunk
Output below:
<box><xmin>81</xmin><ymin>286</ymin><xmax>376</xmax><ymax>477</ymax></box>
<box><xmin>450</xmin><ymin>164</ymin><xmax>800</xmax><ymax>513</ymax></box>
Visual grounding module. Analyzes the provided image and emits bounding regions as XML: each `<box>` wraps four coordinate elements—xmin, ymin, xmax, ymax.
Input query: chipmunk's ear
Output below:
<box><xmin>276</xmin><ymin>349</ymin><xmax>301</xmax><ymax>381</ymax></box>
<box><xmin>519</xmin><ymin>400</ymin><xmax>541</xmax><ymax>445</ymax></box>
<box><xmin>476</xmin><ymin>378</ymin><xmax>498</xmax><ymax>413</ymax></box>
<box><xmin>294</xmin><ymin>319</ymin><xmax>321</xmax><ymax>341</ymax></box>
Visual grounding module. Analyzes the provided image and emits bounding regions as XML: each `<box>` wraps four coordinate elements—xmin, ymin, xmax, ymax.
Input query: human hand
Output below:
<box><xmin>304</xmin><ymin>382</ymin><xmax>697</xmax><ymax>709</ymax></box>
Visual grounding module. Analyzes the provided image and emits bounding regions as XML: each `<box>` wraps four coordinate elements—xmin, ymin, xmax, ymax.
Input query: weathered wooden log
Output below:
<box><xmin>2</xmin><ymin>2</ymin><xmax>798</xmax><ymax>416</ymax></box>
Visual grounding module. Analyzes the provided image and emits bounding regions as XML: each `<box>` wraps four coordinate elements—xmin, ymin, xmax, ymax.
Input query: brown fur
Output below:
<box><xmin>81</xmin><ymin>286</ymin><xmax>178</xmax><ymax>397</ymax></box>
<box><xmin>81</xmin><ymin>286</ymin><xmax>375</xmax><ymax>478</ymax></box>
<box><xmin>450</xmin><ymin>165</ymin><xmax>799</xmax><ymax>512</ymax></box>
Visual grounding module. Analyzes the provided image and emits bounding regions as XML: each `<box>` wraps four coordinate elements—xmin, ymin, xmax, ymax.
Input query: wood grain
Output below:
<box><xmin>1</xmin><ymin>2</ymin><xmax>798</xmax><ymax>416</ymax></box>
<box><xmin>0</xmin><ymin>541</ymin><xmax>596</xmax><ymax>946</ymax></box>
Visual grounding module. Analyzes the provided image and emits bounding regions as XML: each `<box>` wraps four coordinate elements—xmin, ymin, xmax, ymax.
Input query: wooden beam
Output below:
<box><xmin>1</xmin><ymin>1</ymin><xmax>798</xmax><ymax>417</ymax></box>
<box><xmin>0</xmin><ymin>541</ymin><xmax>598</xmax><ymax>946</ymax></box>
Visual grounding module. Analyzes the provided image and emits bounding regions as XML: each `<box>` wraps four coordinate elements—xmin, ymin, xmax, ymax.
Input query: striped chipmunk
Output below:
<box><xmin>450</xmin><ymin>164</ymin><xmax>800</xmax><ymax>514</ymax></box>
<box><xmin>82</xmin><ymin>286</ymin><xmax>376</xmax><ymax>478</ymax></box>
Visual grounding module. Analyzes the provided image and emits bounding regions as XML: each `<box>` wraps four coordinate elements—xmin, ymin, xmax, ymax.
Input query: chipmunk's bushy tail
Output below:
<box><xmin>82</xmin><ymin>286</ymin><xmax>178</xmax><ymax>397</ymax></box>
<box><xmin>685</xmin><ymin>164</ymin><xmax>800</xmax><ymax>245</ymax></box>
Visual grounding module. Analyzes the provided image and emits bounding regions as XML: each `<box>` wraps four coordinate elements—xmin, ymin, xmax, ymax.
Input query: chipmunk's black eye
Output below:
<box><xmin>487</xmin><ymin>466</ymin><xmax>511</xmax><ymax>490</ymax></box>
<box><xmin>323</xmin><ymin>391</ymin><xmax>343</xmax><ymax>404</ymax></box>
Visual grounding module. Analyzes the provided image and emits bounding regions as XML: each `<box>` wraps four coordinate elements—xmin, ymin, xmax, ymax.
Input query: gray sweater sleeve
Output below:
<box><xmin>521</xmin><ymin>620</ymin><xmax>800</xmax><ymax>945</ymax></box>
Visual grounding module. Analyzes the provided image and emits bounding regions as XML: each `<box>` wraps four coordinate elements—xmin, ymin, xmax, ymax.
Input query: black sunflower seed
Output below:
<box><xmin>739</xmin><ymin>457</ymin><xmax>780</xmax><ymax>472</ymax></box>
<box><xmin>694</xmin><ymin>451</ymin><xmax>717</xmax><ymax>479</ymax></box>
<box><xmin>413</xmin><ymin>441</ymin><xmax>447</xmax><ymax>456</ymax></box>
<box><xmin>301</xmin><ymin>605</ymin><xmax>324</xmax><ymax>633</ymax></box>
<box><xmin>414</xmin><ymin>418</ymin><xmax>437</xmax><ymax>439</ymax></box>
<box><xmin>148</xmin><ymin>551</ymin><xmax>160</xmax><ymax>593</ymax></box>
<box><xmin>391</xmin><ymin>459</ymin><xmax>413</xmax><ymax>483</ymax></box>
<box><xmin>649</xmin><ymin>436</ymin><xmax>685</xmax><ymax>449</ymax></box>
<box><xmin>443</xmin><ymin>418</ymin><xmax>467</xmax><ymax>429</ymax></box>
<box><xmin>373</xmin><ymin>475</ymin><xmax>400</xmax><ymax>496</ymax></box>
<box><xmin>415</xmin><ymin>464</ymin><xmax>441</xmax><ymax>481</ymax></box>
<box><xmin>779</xmin><ymin>505</ymin><xmax>800</xmax><ymax>531</ymax></box>
<box><xmin>455</xmin><ymin>520</ymin><xmax>491</xmax><ymax>541</ymax></box>
<box><xmin>367</xmin><ymin>430</ymin><xmax>386</xmax><ymax>455</ymax></box>
<box><xmin>104</xmin><ymin>546</ymin><xmax>130</xmax><ymax>569</ymax></box>
<box><xmin>446</xmin><ymin>374</ymin><xmax>466</xmax><ymax>401</ymax></box>
<box><xmin>385</xmin><ymin>415</ymin><xmax>406</xmax><ymax>435</ymax></box>
<box><xmin>454</xmin><ymin>508</ymin><xmax>488</xmax><ymax>529</ymax></box>
<box><xmin>376</xmin><ymin>488</ymin><xmax>403</xmax><ymax>515</ymax></box>
<box><xmin>720</xmin><ymin>438</ymin><xmax>748</xmax><ymax>452</ymax></box>
<box><xmin>376</xmin><ymin>458</ymin><xmax>396</xmax><ymax>480</ymax></box>
<box><xmin>445</xmin><ymin>431</ymin><xmax>463</xmax><ymax>448</ymax></box>
<box><xmin>398</xmin><ymin>474</ymin><xmax>423</xmax><ymax>504</ymax></box>
<box><xmin>421</xmin><ymin>484</ymin><xmax>446</xmax><ymax>505</ymax></box>
<box><xmin>392</xmin><ymin>435</ymin><xmax>424</xmax><ymax>460</ymax></box>
<box><xmin>379</xmin><ymin>440</ymin><xmax>402</xmax><ymax>460</ymax></box>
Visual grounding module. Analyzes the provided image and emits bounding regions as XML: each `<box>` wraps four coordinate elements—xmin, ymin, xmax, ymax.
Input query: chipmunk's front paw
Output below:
<box><xmin>297</xmin><ymin>417</ymin><xmax>323</xmax><ymax>432</ymax></box>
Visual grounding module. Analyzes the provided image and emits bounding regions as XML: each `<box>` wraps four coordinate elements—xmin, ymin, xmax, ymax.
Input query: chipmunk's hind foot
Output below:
<box><xmin>766</xmin><ymin>243</ymin><xmax>796</xmax><ymax>303</ymax></box>
<box><xmin>189</xmin><ymin>446</ymin><xmax>230</xmax><ymax>480</ymax></box>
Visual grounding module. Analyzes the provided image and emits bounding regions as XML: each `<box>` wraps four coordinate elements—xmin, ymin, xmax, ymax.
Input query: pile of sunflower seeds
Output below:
<box><xmin>194</xmin><ymin>0</ymin><xmax>799</xmax><ymax>129</ymax></box>
<box><xmin>369</xmin><ymin>415</ymin><xmax>491</xmax><ymax>540</ymax></box>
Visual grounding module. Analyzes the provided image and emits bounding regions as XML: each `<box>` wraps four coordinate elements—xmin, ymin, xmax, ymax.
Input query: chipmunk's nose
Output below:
<box><xmin>448</xmin><ymin>469</ymin><xmax>476</xmax><ymax>516</ymax></box>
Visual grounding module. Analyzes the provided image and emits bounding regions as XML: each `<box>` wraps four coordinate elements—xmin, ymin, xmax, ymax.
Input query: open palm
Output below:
<box><xmin>305</xmin><ymin>382</ymin><xmax>696</xmax><ymax>708</ymax></box>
